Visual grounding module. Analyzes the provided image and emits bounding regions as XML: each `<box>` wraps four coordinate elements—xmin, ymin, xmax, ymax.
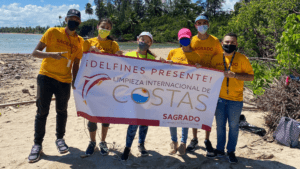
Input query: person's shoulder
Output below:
<box><xmin>111</xmin><ymin>40</ymin><xmax>119</xmax><ymax>46</ymax></box>
<box><xmin>125</xmin><ymin>51</ymin><xmax>135</xmax><ymax>56</ymax></box>
<box><xmin>77</xmin><ymin>35</ymin><xmax>84</xmax><ymax>43</ymax></box>
<box><xmin>172</xmin><ymin>48</ymin><xmax>182</xmax><ymax>52</ymax></box>
<box><xmin>209</xmin><ymin>35</ymin><xmax>221</xmax><ymax>42</ymax></box>
<box><xmin>45</xmin><ymin>27</ymin><xmax>60</xmax><ymax>34</ymax></box>
<box><xmin>85</xmin><ymin>37</ymin><xmax>97</xmax><ymax>42</ymax></box>
<box><xmin>191</xmin><ymin>35</ymin><xmax>199</xmax><ymax>41</ymax></box>
<box><xmin>236</xmin><ymin>52</ymin><xmax>250</xmax><ymax>60</ymax></box>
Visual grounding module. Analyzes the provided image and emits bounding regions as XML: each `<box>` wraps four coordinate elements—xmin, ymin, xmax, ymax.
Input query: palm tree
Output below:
<box><xmin>85</xmin><ymin>3</ymin><xmax>94</xmax><ymax>19</ymax></box>
<box><xmin>59</xmin><ymin>16</ymin><xmax>62</xmax><ymax>26</ymax></box>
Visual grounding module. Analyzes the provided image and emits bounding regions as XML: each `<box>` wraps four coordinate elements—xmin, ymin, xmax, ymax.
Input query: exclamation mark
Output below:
<box><xmin>210</xmin><ymin>77</ymin><xmax>212</xmax><ymax>83</ymax></box>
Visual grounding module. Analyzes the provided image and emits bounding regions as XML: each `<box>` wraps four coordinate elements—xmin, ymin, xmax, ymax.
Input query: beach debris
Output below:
<box><xmin>257</xmin><ymin>153</ymin><xmax>274</xmax><ymax>160</ymax></box>
<box><xmin>254</xmin><ymin>76</ymin><xmax>300</xmax><ymax>134</ymax></box>
<box><xmin>15</xmin><ymin>75</ymin><xmax>21</xmax><ymax>79</ymax></box>
<box><xmin>22</xmin><ymin>89</ymin><xmax>29</xmax><ymax>94</ymax></box>
<box><xmin>30</xmin><ymin>85</ymin><xmax>34</xmax><ymax>89</ymax></box>
<box><xmin>8</xmin><ymin>106</ymin><xmax>17</xmax><ymax>113</ymax></box>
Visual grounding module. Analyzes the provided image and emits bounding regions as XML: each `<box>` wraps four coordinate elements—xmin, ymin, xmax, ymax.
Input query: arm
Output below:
<box><xmin>32</xmin><ymin>41</ymin><xmax>67</xmax><ymax>60</ymax></box>
<box><xmin>224</xmin><ymin>71</ymin><xmax>254</xmax><ymax>81</ymax></box>
<box><xmin>72</xmin><ymin>58</ymin><xmax>80</xmax><ymax>89</ymax></box>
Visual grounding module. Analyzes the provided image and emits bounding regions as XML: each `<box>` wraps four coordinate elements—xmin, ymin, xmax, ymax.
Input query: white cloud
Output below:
<box><xmin>222</xmin><ymin>0</ymin><xmax>239</xmax><ymax>11</ymax></box>
<box><xmin>41</xmin><ymin>0</ymin><xmax>44</xmax><ymax>2</ymax></box>
<box><xmin>0</xmin><ymin>3</ymin><xmax>97</xmax><ymax>27</ymax></box>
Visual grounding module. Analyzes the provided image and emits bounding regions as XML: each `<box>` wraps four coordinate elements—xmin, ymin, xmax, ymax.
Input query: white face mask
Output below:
<box><xmin>197</xmin><ymin>25</ymin><xmax>209</xmax><ymax>34</ymax></box>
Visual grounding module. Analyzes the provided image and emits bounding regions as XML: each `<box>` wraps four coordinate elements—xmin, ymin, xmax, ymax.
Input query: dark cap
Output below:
<box><xmin>67</xmin><ymin>9</ymin><xmax>81</xmax><ymax>20</ymax></box>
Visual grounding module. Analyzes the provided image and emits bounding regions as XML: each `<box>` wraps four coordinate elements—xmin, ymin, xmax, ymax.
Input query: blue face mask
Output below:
<box><xmin>197</xmin><ymin>25</ymin><xmax>209</xmax><ymax>34</ymax></box>
<box><xmin>179</xmin><ymin>38</ymin><xmax>191</xmax><ymax>46</ymax></box>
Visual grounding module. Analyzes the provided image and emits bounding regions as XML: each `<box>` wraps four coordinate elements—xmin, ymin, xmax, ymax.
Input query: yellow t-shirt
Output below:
<box><xmin>39</xmin><ymin>27</ymin><xmax>84</xmax><ymax>83</ymax></box>
<box><xmin>125</xmin><ymin>51</ymin><xmax>156</xmax><ymax>60</ymax></box>
<box><xmin>210</xmin><ymin>52</ymin><xmax>254</xmax><ymax>102</ymax></box>
<box><xmin>191</xmin><ymin>35</ymin><xmax>223</xmax><ymax>68</ymax></box>
<box><xmin>82</xmin><ymin>37</ymin><xmax>120</xmax><ymax>54</ymax></box>
<box><xmin>167</xmin><ymin>48</ymin><xmax>201</xmax><ymax>65</ymax></box>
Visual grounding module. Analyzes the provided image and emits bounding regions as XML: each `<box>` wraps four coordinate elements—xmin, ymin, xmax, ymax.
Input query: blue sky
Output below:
<box><xmin>0</xmin><ymin>0</ymin><xmax>238</xmax><ymax>27</ymax></box>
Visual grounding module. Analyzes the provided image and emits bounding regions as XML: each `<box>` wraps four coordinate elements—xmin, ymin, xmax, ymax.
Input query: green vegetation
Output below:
<box><xmin>0</xmin><ymin>0</ymin><xmax>299</xmax><ymax>96</ymax></box>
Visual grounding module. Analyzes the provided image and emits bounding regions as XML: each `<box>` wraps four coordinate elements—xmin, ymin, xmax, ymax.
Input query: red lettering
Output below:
<box><xmin>196</xmin><ymin>74</ymin><xmax>201</xmax><ymax>80</ymax></box>
<box><xmin>133</xmin><ymin>66</ymin><xmax>138</xmax><ymax>73</ymax></box>
<box><xmin>183</xmin><ymin>115</ymin><xmax>188</xmax><ymax>121</ymax></box>
<box><xmin>140</xmin><ymin>67</ymin><xmax>145</xmax><ymax>74</ymax></box>
<box><xmin>106</xmin><ymin>62</ymin><xmax>111</xmax><ymax>70</ymax></box>
<box><xmin>91</xmin><ymin>60</ymin><xmax>97</xmax><ymax>67</ymax></box>
<box><xmin>178</xmin><ymin>115</ymin><xmax>183</xmax><ymax>120</ymax></box>
<box><xmin>100</xmin><ymin>61</ymin><xmax>104</xmax><ymax>69</ymax></box>
<box><xmin>173</xmin><ymin>71</ymin><xmax>178</xmax><ymax>77</ymax></box>
<box><xmin>189</xmin><ymin>116</ymin><xmax>193</xmax><ymax>121</ymax></box>
<box><xmin>168</xmin><ymin>114</ymin><xmax>173</xmax><ymax>120</ymax></box>
<box><xmin>113</xmin><ymin>63</ymin><xmax>118</xmax><ymax>70</ymax></box>
<box><xmin>187</xmin><ymin>73</ymin><xmax>193</xmax><ymax>80</ymax></box>
<box><xmin>151</xmin><ymin>68</ymin><xmax>157</xmax><ymax>75</ymax></box>
<box><xmin>166</xmin><ymin>70</ymin><xmax>171</xmax><ymax>76</ymax></box>
<box><xmin>203</xmin><ymin>75</ymin><xmax>208</xmax><ymax>82</ymax></box>
<box><xmin>195</xmin><ymin>117</ymin><xmax>200</xmax><ymax>122</ymax></box>
<box><xmin>163</xmin><ymin>114</ymin><xmax>167</xmax><ymax>119</ymax></box>
<box><xmin>125</xmin><ymin>65</ymin><xmax>131</xmax><ymax>72</ymax></box>
<box><xmin>159</xmin><ymin>70</ymin><xmax>164</xmax><ymax>76</ymax></box>
<box><xmin>174</xmin><ymin>115</ymin><xmax>178</xmax><ymax>120</ymax></box>
<box><xmin>180</xmin><ymin>72</ymin><xmax>185</xmax><ymax>78</ymax></box>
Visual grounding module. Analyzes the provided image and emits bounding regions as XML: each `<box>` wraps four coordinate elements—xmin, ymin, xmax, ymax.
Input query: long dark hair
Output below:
<box><xmin>98</xmin><ymin>18</ymin><xmax>114</xmax><ymax>41</ymax></box>
<box><xmin>146</xmin><ymin>49</ymin><xmax>157</xmax><ymax>58</ymax></box>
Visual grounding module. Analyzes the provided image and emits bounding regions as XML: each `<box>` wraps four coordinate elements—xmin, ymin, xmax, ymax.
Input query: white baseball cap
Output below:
<box><xmin>137</xmin><ymin>32</ymin><xmax>153</xmax><ymax>42</ymax></box>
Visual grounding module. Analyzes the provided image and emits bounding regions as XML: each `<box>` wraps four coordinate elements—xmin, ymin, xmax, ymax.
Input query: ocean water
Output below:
<box><xmin>0</xmin><ymin>34</ymin><xmax>178</xmax><ymax>53</ymax></box>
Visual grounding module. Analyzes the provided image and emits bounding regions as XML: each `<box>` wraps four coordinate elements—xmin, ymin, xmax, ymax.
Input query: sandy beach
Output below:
<box><xmin>0</xmin><ymin>48</ymin><xmax>299</xmax><ymax>169</ymax></box>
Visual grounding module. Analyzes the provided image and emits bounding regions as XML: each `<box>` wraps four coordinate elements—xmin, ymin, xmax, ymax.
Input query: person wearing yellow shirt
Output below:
<box><xmin>121</xmin><ymin>32</ymin><xmax>157</xmax><ymax>161</ymax></box>
<box><xmin>165</xmin><ymin>28</ymin><xmax>201</xmax><ymax>156</ymax></box>
<box><xmin>210</xmin><ymin>33</ymin><xmax>254</xmax><ymax>163</ymax></box>
<box><xmin>28</xmin><ymin>9</ymin><xmax>84</xmax><ymax>163</ymax></box>
<box><xmin>187</xmin><ymin>14</ymin><xmax>223</xmax><ymax>157</ymax></box>
<box><xmin>83</xmin><ymin>18</ymin><xmax>123</xmax><ymax>157</ymax></box>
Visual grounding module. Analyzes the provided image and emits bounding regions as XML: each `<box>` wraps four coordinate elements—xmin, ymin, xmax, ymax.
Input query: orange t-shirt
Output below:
<box><xmin>210</xmin><ymin>52</ymin><xmax>254</xmax><ymax>101</ymax></box>
<box><xmin>82</xmin><ymin>37</ymin><xmax>120</xmax><ymax>54</ymax></box>
<box><xmin>167</xmin><ymin>48</ymin><xmax>201</xmax><ymax>65</ymax></box>
<box><xmin>39</xmin><ymin>27</ymin><xmax>84</xmax><ymax>83</ymax></box>
<box><xmin>190</xmin><ymin>35</ymin><xmax>223</xmax><ymax>68</ymax></box>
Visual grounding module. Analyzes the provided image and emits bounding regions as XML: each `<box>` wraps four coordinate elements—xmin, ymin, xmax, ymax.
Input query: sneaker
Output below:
<box><xmin>214</xmin><ymin>149</ymin><xmax>225</xmax><ymax>157</ymax></box>
<box><xmin>55</xmin><ymin>139</ymin><xmax>69</xmax><ymax>154</ymax></box>
<box><xmin>204</xmin><ymin>140</ymin><xmax>215</xmax><ymax>157</ymax></box>
<box><xmin>85</xmin><ymin>141</ymin><xmax>96</xmax><ymax>156</ymax></box>
<box><xmin>169</xmin><ymin>142</ymin><xmax>178</xmax><ymax>155</ymax></box>
<box><xmin>121</xmin><ymin>147</ymin><xmax>130</xmax><ymax>161</ymax></box>
<box><xmin>138</xmin><ymin>143</ymin><xmax>149</xmax><ymax>157</ymax></box>
<box><xmin>186</xmin><ymin>138</ymin><xmax>198</xmax><ymax>152</ymax></box>
<box><xmin>228</xmin><ymin>152</ymin><xmax>238</xmax><ymax>163</ymax></box>
<box><xmin>99</xmin><ymin>141</ymin><xmax>109</xmax><ymax>156</ymax></box>
<box><xmin>177</xmin><ymin>143</ymin><xmax>186</xmax><ymax>156</ymax></box>
<box><xmin>28</xmin><ymin>144</ymin><xmax>43</xmax><ymax>163</ymax></box>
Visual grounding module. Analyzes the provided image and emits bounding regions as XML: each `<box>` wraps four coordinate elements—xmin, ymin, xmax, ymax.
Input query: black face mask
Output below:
<box><xmin>138</xmin><ymin>42</ymin><xmax>150</xmax><ymax>51</ymax></box>
<box><xmin>67</xmin><ymin>20</ymin><xmax>80</xmax><ymax>31</ymax></box>
<box><xmin>222</xmin><ymin>44</ymin><xmax>237</xmax><ymax>54</ymax></box>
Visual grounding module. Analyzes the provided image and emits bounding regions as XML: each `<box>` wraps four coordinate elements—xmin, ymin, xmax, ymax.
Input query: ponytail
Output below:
<box><xmin>146</xmin><ymin>49</ymin><xmax>157</xmax><ymax>58</ymax></box>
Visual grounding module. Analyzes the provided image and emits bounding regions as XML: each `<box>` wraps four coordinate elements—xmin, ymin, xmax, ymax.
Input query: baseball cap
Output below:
<box><xmin>195</xmin><ymin>14</ymin><xmax>209</xmax><ymax>23</ymax></box>
<box><xmin>67</xmin><ymin>9</ymin><xmax>81</xmax><ymax>20</ymax></box>
<box><xmin>178</xmin><ymin>28</ymin><xmax>192</xmax><ymax>40</ymax></box>
<box><xmin>137</xmin><ymin>32</ymin><xmax>153</xmax><ymax>42</ymax></box>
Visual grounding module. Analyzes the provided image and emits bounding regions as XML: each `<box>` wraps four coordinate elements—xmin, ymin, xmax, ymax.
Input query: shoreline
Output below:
<box><xmin>0</xmin><ymin>33</ymin><xmax>43</xmax><ymax>35</ymax></box>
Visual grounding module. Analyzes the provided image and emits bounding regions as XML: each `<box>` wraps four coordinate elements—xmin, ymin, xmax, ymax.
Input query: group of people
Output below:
<box><xmin>27</xmin><ymin>9</ymin><xmax>254</xmax><ymax>164</ymax></box>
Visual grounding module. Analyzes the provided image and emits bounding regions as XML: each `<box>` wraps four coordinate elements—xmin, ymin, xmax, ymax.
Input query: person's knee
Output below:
<box><xmin>88</xmin><ymin>121</ymin><xmax>97</xmax><ymax>132</ymax></box>
<box><xmin>102</xmin><ymin>123</ymin><xmax>110</xmax><ymax>127</ymax></box>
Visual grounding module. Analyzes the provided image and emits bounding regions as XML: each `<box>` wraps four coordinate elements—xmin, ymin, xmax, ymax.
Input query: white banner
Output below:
<box><xmin>74</xmin><ymin>52</ymin><xmax>224</xmax><ymax>130</ymax></box>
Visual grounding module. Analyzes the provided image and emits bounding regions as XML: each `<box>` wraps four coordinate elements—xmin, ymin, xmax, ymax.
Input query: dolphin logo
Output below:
<box><xmin>82</xmin><ymin>73</ymin><xmax>111</xmax><ymax>105</ymax></box>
